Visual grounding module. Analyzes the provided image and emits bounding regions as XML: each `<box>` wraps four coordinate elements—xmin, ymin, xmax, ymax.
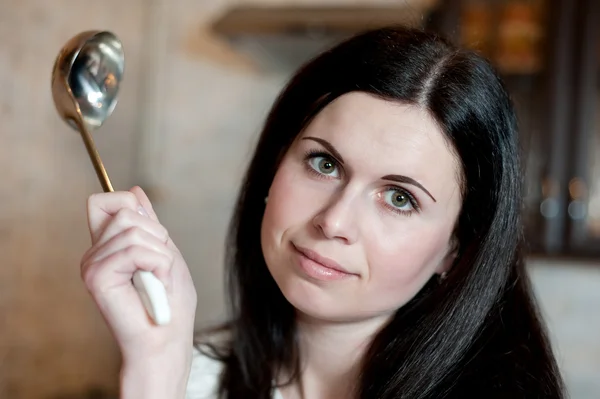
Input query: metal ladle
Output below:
<box><xmin>51</xmin><ymin>31</ymin><xmax>171</xmax><ymax>326</ymax></box>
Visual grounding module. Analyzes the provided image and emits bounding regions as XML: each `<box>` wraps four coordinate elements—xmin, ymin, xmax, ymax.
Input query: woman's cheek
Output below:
<box><xmin>363</xmin><ymin>230</ymin><xmax>447</xmax><ymax>293</ymax></box>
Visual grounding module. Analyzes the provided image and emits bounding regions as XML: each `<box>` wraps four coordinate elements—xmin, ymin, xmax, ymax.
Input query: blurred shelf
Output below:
<box><xmin>209</xmin><ymin>2</ymin><xmax>440</xmax><ymax>72</ymax></box>
<box><xmin>212</xmin><ymin>3</ymin><xmax>440</xmax><ymax>38</ymax></box>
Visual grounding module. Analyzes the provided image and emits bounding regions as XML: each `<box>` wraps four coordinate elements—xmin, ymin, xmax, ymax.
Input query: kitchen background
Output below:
<box><xmin>1</xmin><ymin>0</ymin><xmax>599</xmax><ymax>398</ymax></box>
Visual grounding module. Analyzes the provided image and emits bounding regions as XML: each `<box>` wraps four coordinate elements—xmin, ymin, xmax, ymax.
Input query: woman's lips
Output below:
<box><xmin>292</xmin><ymin>243</ymin><xmax>356</xmax><ymax>281</ymax></box>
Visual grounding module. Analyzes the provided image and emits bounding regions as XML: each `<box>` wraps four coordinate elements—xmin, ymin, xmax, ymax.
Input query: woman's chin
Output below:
<box><xmin>278</xmin><ymin>280</ymin><xmax>349</xmax><ymax>321</ymax></box>
<box><xmin>277</xmin><ymin>279</ymin><xmax>388</xmax><ymax>324</ymax></box>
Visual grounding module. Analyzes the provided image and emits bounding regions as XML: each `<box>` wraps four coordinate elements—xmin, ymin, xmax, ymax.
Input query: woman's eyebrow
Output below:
<box><xmin>382</xmin><ymin>174</ymin><xmax>437</xmax><ymax>202</ymax></box>
<box><xmin>301</xmin><ymin>137</ymin><xmax>345</xmax><ymax>163</ymax></box>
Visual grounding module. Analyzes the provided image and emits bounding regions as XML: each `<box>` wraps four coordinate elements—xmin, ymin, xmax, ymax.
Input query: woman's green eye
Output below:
<box><xmin>308</xmin><ymin>156</ymin><xmax>339</xmax><ymax>177</ymax></box>
<box><xmin>317</xmin><ymin>158</ymin><xmax>335</xmax><ymax>174</ymax></box>
<box><xmin>383</xmin><ymin>188</ymin><xmax>415</xmax><ymax>212</ymax></box>
<box><xmin>390</xmin><ymin>191</ymin><xmax>410</xmax><ymax>207</ymax></box>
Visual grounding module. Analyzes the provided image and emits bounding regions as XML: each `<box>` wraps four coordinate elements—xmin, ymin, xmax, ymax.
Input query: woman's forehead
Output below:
<box><xmin>299</xmin><ymin>93</ymin><xmax>459</xmax><ymax>181</ymax></box>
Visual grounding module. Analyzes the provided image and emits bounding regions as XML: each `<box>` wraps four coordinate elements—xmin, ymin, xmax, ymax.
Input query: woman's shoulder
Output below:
<box><xmin>185</xmin><ymin>329</ymin><xmax>232</xmax><ymax>399</ymax></box>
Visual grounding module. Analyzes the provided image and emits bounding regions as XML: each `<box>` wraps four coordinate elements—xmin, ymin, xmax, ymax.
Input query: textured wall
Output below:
<box><xmin>0</xmin><ymin>0</ymin><xmax>598</xmax><ymax>398</ymax></box>
<box><xmin>0</xmin><ymin>1</ymin><xmax>147</xmax><ymax>397</ymax></box>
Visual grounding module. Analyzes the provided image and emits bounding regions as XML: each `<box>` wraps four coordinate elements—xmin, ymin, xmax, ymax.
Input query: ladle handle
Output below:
<box><xmin>73</xmin><ymin>118</ymin><xmax>172</xmax><ymax>326</ymax></box>
<box><xmin>76</xmin><ymin>119</ymin><xmax>114</xmax><ymax>192</ymax></box>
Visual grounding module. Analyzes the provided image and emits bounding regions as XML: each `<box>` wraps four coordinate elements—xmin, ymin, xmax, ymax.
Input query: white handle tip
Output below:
<box><xmin>132</xmin><ymin>270</ymin><xmax>171</xmax><ymax>325</ymax></box>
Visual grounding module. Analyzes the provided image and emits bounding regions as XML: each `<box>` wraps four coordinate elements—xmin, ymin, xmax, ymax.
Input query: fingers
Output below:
<box><xmin>87</xmin><ymin>190</ymin><xmax>139</xmax><ymax>243</ymax></box>
<box><xmin>81</xmin><ymin>225</ymin><xmax>171</xmax><ymax>268</ymax></box>
<box><xmin>87</xmin><ymin>187</ymin><xmax>160</xmax><ymax>244</ymax></box>
<box><xmin>129</xmin><ymin>186</ymin><xmax>160</xmax><ymax>222</ymax></box>
<box><xmin>83</xmin><ymin>186</ymin><xmax>176</xmax><ymax>295</ymax></box>
<box><xmin>128</xmin><ymin>186</ymin><xmax>183</xmax><ymax>253</ymax></box>
<box><xmin>81</xmin><ymin>244</ymin><xmax>174</xmax><ymax>294</ymax></box>
<box><xmin>94</xmin><ymin>207</ymin><xmax>168</xmax><ymax>250</ymax></box>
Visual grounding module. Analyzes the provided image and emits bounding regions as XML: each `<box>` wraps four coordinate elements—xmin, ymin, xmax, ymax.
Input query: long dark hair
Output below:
<box><xmin>198</xmin><ymin>26</ymin><xmax>565</xmax><ymax>398</ymax></box>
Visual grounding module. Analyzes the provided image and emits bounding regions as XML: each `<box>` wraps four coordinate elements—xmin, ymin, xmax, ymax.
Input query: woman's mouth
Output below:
<box><xmin>292</xmin><ymin>243</ymin><xmax>357</xmax><ymax>281</ymax></box>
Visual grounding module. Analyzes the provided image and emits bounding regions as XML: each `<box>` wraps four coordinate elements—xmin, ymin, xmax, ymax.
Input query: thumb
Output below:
<box><xmin>128</xmin><ymin>186</ymin><xmax>180</xmax><ymax>253</ymax></box>
<box><xmin>129</xmin><ymin>186</ymin><xmax>160</xmax><ymax>222</ymax></box>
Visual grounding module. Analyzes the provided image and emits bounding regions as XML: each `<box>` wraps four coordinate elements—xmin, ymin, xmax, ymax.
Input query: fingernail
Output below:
<box><xmin>137</xmin><ymin>206</ymin><xmax>149</xmax><ymax>217</ymax></box>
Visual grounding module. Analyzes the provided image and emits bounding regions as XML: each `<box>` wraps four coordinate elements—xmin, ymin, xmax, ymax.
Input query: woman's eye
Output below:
<box><xmin>383</xmin><ymin>188</ymin><xmax>415</xmax><ymax>212</ymax></box>
<box><xmin>308</xmin><ymin>156</ymin><xmax>339</xmax><ymax>177</ymax></box>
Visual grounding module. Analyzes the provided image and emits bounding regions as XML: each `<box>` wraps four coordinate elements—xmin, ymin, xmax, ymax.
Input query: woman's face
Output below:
<box><xmin>261</xmin><ymin>92</ymin><xmax>462</xmax><ymax>323</ymax></box>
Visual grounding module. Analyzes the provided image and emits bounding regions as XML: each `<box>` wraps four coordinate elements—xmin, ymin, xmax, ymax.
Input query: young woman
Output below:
<box><xmin>80</xmin><ymin>26</ymin><xmax>565</xmax><ymax>398</ymax></box>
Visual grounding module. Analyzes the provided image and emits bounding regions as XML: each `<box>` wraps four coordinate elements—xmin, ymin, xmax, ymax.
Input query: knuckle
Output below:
<box><xmin>143</xmin><ymin>219</ymin><xmax>169</xmax><ymax>242</ymax></box>
<box><xmin>124</xmin><ymin>226</ymin><xmax>144</xmax><ymax>242</ymax></box>
<box><xmin>157</xmin><ymin>224</ymin><xmax>169</xmax><ymax>241</ymax></box>
<box><xmin>114</xmin><ymin>208</ymin><xmax>134</xmax><ymax>226</ymax></box>
<box><xmin>81</xmin><ymin>263</ymin><xmax>99</xmax><ymax>292</ymax></box>
<box><xmin>122</xmin><ymin>191</ymin><xmax>139</xmax><ymax>208</ymax></box>
<box><xmin>79</xmin><ymin>260</ymin><xmax>87</xmax><ymax>280</ymax></box>
<box><xmin>123</xmin><ymin>244</ymin><xmax>143</xmax><ymax>258</ymax></box>
<box><xmin>87</xmin><ymin>193</ymin><xmax>102</xmax><ymax>209</ymax></box>
<box><xmin>80</xmin><ymin>247</ymin><xmax>93</xmax><ymax>266</ymax></box>
<box><xmin>123</xmin><ymin>244</ymin><xmax>140</xmax><ymax>259</ymax></box>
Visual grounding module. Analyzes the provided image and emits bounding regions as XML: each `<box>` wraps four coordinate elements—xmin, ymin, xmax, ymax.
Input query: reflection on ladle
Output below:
<box><xmin>51</xmin><ymin>30</ymin><xmax>171</xmax><ymax>326</ymax></box>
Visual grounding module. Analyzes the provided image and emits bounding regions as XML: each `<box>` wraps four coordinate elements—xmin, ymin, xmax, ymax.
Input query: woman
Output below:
<box><xmin>80</xmin><ymin>26</ymin><xmax>565</xmax><ymax>398</ymax></box>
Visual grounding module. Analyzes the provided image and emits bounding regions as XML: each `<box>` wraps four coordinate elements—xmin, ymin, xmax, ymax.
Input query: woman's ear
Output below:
<box><xmin>436</xmin><ymin>236</ymin><xmax>458</xmax><ymax>275</ymax></box>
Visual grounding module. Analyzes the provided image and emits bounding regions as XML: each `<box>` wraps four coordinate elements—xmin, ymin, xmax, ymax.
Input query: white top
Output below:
<box><xmin>185</xmin><ymin>346</ymin><xmax>284</xmax><ymax>399</ymax></box>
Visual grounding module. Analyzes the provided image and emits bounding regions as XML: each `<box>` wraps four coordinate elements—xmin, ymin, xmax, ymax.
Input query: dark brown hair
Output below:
<box><xmin>199</xmin><ymin>26</ymin><xmax>565</xmax><ymax>398</ymax></box>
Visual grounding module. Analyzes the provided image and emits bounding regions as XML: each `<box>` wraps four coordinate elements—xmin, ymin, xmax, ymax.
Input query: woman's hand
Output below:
<box><xmin>80</xmin><ymin>186</ymin><xmax>197</xmax><ymax>397</ymax></box>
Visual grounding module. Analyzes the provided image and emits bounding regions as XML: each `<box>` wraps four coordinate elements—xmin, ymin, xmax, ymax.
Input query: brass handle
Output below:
<box><xmin>71</xmin><ymin>116</ymin><xmax>114</xmax><ymax>193</ymax></box>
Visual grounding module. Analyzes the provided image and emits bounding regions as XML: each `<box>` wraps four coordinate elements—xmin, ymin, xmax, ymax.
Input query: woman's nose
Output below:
<box><xmin>312</xmin><ymin>193</ymin><xmax>359</xmax><ymax>244</ymax></box>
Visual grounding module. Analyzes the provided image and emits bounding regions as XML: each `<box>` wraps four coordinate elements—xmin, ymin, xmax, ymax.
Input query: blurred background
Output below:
<box><xmin>0</xmin><ymin>0</ymin><xmax>599</xmax><ymax>398</ymax></box>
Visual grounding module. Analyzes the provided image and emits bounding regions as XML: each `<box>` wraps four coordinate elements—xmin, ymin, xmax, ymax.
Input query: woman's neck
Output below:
<box><xmin>280</xmin><ymin>313</ymin><xmax>390</xmax><ymax>399</ymax></box>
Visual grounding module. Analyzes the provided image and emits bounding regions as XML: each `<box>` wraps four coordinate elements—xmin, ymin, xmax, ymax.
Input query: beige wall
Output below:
<box><xmin>0</xmin><ymin>0</ymin><xmax>598</xmax><ymax>398</ymax></box>
<box><xmin>1</xmin><ymin>1</ymin><xmax>147</xmax><ymax>397</ymax></box>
